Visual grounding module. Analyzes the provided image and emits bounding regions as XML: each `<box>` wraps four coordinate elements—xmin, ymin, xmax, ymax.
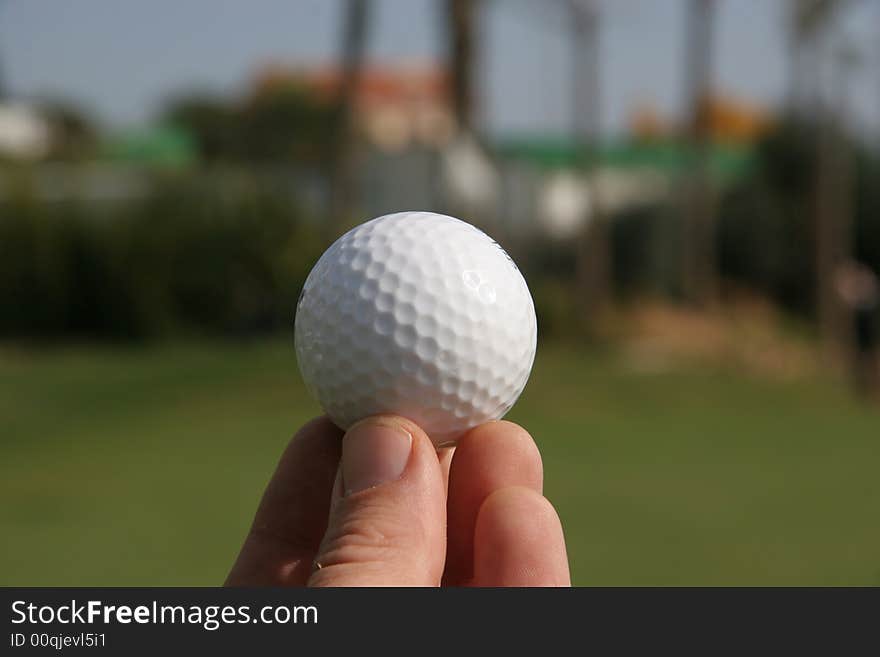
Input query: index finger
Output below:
<box><xmin>225</xmin><ymin>416</ymin><xmax>343</xmax><ymax>586</ymax></box>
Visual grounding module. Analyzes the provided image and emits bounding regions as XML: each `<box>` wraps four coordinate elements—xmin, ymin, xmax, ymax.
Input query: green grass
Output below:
<box><xmin>1</xmin><ymin>339</ymin><xmax>878</xmax><ymax>586</ymax></box>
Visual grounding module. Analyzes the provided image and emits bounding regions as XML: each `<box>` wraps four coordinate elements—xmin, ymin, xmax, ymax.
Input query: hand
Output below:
<box><xmin>226</xmin><ymin>415</ymin><xmax>570</xmax><ymax>586</ymax></box>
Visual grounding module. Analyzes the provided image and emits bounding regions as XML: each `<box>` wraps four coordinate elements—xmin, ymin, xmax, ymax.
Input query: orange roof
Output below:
<box><xmin>700</xmin><ymin>95</ymin><xmax>771</xmax><ymax>143</ymax></box>
<box><xmin>252</xmin><ymin>63</ymin><xmax>450</xmax><ymax>109</ymax></box>
<box><xmin>629</xmin><ymin>95</ymin><xmax>772</xmax><ymax>143</ymax></box>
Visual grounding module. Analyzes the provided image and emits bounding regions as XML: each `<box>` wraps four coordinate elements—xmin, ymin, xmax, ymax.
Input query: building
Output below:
<box><xmin>251</xmin><ymin>63</ymin><xmax>455</xmax><ymax>151</ymax></box>
<box><xmin>0</xmin><ymin>103</ymin><xmax>51</xmax><ymax>160</ymax></box>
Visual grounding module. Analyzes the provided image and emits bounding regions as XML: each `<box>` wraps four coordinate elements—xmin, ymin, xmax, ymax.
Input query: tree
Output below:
<box><xmin>568</xmin><ymin>0</ymin><xmax>610</xmax><ymax>323</ymax></box>
<box><xmin>0</xmin><ymin>0</ymin><xmax>5</xmax><ymax>102</ymax></box>
<box><xmin>786</xmin><ymin>0</ymin><xmax>855</xmax><ymax>355</ymax></box>
<box><xmin>163</xmin><ymin>95</ymin><xmax>238</xmax><ymax>162</ymax></box>
<box><xmin>680</xmin><ymin>0</ymin><xmax>718</xmax><ymax>307</ymax></box>
<box><xmin>39</xmin><ymin>100</ymin><xmax>97</xmax><ymax>161</ymax></box>
<box><xmin>814</xmin><ymin>41</ymin><xmax>858</xmax><ymax>359</ymax></box>
<box><xmin>327</xmin><ymin>0</ymin><xmax>371</xmax><ymax>241</ymax></box>
<box><xmin>785</xmin><ymin>0</ymin><xmax>833</xmax><ymax>115</ymax></box>
<box><xmin>240</xmin><ymin>84</ymin><xmax>335</xmax><ymax>165</ymax></box>
<box><xmin>784</xmin><ymin>1</ymin><xmax>859</xmax><ymax>115</ymax></box>
<box><xmin>164</xmin><ymin>87</ymin><xmax>335</xmax><ymax>165</ymax></box>
<box><xmin>446</xmin><ymin>0</ymin><xmax>478</xmax><ymax>133</ymax></box>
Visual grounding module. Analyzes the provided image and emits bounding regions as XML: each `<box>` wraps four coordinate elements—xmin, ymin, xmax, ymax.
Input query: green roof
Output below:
<box><xmin>494</xmin><ymin>137</ymin><xmax>756</xmax><ymax>181</ymax></box>
<box><xmin>102</xmin><ymin>126</ymin><xmax>196</xmax><ymax>168</ymax></box>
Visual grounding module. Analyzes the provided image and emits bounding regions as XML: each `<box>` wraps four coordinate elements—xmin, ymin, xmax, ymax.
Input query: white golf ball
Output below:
<box><xmin>294</xmin><ymin>211</ymin><xmax>537</xmax><ymax>445</ymax></box>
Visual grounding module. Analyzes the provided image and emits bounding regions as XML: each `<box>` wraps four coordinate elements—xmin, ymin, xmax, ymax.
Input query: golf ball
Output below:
<box><xmin>294</xmin><ymin>211</ymin><xmax>537</xmax><ymax>445</ymax></box>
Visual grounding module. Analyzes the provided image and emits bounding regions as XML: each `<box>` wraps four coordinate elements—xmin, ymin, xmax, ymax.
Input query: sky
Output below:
<box><xmin>1</xmin><ymin>0</ymin><xmax>878</xmax><ymax>137</ymax></box>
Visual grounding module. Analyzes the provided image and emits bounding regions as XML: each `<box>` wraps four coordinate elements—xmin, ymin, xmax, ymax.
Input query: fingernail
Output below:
<box><xmin>342</xmin><ymin>418</ymin><xmax>412</xmax><ymax>495</ymax></box>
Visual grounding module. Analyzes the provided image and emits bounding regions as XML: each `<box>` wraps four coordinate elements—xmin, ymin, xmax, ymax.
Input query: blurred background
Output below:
<box><xmin>1</xmin><ymin>0</ymin><xmax>879</xmax><ymax>585</ymax></box>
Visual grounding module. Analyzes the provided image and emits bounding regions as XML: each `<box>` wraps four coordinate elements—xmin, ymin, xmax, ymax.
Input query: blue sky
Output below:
<box><xmin>1</xmin><ymin>0</ymin><xmax>877</xmax><ymax>137</ymax></box>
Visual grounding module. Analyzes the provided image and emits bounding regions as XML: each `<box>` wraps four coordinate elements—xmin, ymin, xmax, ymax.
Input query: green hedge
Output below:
<box><xmin>0</xmin><ymin>176</ymin><xmax>323</xmax><ymax>340</ymax></box>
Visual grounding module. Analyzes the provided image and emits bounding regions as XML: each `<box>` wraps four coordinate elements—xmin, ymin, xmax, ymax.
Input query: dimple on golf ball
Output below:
<box><xmin>294</xmin><ymin>211</ymin><xmax>537</xmax><ymax>445</ymax></box>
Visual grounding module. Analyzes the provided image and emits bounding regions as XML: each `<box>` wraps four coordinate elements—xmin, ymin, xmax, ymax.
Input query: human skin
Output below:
<box><xmin>226</xmin><ymin>416</ymin><xmax>570</xmax><ymax>587</ymax></box>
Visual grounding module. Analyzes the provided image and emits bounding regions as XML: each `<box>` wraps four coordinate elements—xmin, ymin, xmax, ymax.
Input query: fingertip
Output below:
<box><xmin>473</xmin><ymin>486</ymin><xmax>570</xmax><ymax>587</ymax></box>
<box><xmin>477</xmin><ymin>486</ymin><xmax>560</xmax><ymax>538</ymax></box>
<box><xmin>346</xmin><ymin>414</ymin><xmax>439</xmax><ymax>478</ymax></box>
<box><xmin>284</xmin><ymin>415</ymin><xmax>344</xmax><ymax>459</ymax></box>
<box><xmin>455</xmin><ymin>420</ymin><xmax>543</xmax><ymax>492</ymax></box>
<box><xmin>270</xmin><ymin>416</ymin><xmax>343</xmax><ymax>489</ymax></box>
<box><xmin>352</xmin><ymin>413</ymin><xmax>433</xmax><ymax>446</ymax></box>
<box><xmin>299</xmin><ymin>414</ymin><xmax>346</xmax><ymax>438</ymax></box>
<box><xmin>340</xmin><ymin>416</ymin><xmax>414</xmax><ymax>496</ymax></box>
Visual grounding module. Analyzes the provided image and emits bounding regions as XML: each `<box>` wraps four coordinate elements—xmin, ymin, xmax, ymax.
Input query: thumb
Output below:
<box><xmin>308</xmin><ymin>415</ymin><xmax>447</xmax><ymax>586</ymax></box>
